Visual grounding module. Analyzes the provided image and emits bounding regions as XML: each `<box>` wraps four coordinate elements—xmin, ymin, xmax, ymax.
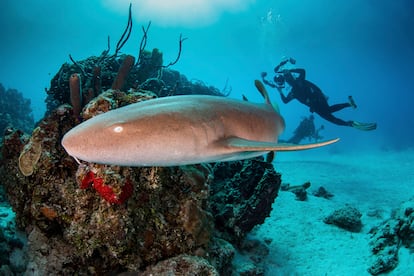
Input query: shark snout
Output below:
<box><xmin>61</xmin><ymin>131</ymin><xmax>77</xmax><ymax>157</ymax></box>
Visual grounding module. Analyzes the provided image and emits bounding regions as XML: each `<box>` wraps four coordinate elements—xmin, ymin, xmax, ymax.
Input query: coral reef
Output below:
<box><xmin>0</xmin><ymin>185</ymin><xmax>27</xmax><ymax>273</ymax></box>
<box><xmin>0</xmin><ymin>84</ymin><xmax>279</xmax><ymax>273</ymax></box>
<box><xmin>45</xmin><ymin>54</ymin><xmax>229</xmax><ymax>117</ymax></box>
<box><xmin>368</xmin><ymin>197</ymin><xmax>414</xmax><ymax>275</ymax></box>
<box><xmin>1</xmin><ymin>14</ymin><xmax>276</xmax><ymax>270</ymax></box>
<box><xmin>0</xmin><ymin>90</ymin><xmax>216</xmax><ymax>273</ymax></box>
<box><xmin>210</xmin><ymin>158</ymin><xmax>281</xmax><ymax>244</ymax></box>
<box><xmin>0</xmin><ymin>83</ymin><xmax>34</xmax><ymax>136</ymax></box>
<box><xmin>324</xmin><ymin>205</ymin><xmax>363</xmax><ymax>232</ymax></box>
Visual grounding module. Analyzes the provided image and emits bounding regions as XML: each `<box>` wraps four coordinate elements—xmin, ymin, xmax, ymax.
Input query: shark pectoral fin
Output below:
<box><xmin>224</xmin><ymin>137</ymin><xmax>340</xmax><ymax>151</ymax></box>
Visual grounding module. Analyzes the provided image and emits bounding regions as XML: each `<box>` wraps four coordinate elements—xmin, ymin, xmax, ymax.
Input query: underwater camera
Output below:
<box><xmin>274</xmin><ymin>74</ymin><xmax>285</xmax><ymax>88</ymax></box>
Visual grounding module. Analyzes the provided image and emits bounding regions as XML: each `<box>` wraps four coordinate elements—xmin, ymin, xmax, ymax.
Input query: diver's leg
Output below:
<box><xmin>329</xmin><ymin>96</ymin><xmax>357</xmax><ymax>112</ymax></box>
<box><xmin>329</xmin><ymin>103</ymin><xmax>352</xmax><ymax>113</ymax></box>
<box><xmin>348</xmin><ymin>96</ymin><xmax>357</xmax><ymax>108</ymax></box>
<box><xmin>317</xmin><ymin>112</ymin><xmax>352</xmax><ymax>126</ymax></box>
<box><xmin>318</xmin><ymin>112</ymin><xmax>377</xmax><ymax>130</ymax></box>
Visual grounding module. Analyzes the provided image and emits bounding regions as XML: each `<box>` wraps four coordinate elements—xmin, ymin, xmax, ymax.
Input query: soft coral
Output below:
<box><xmin>80</xmin><ymin>171</ymin><xmax>133</xmax><ymax>204</ymax></box>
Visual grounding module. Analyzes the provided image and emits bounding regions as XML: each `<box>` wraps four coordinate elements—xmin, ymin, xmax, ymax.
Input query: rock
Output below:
<box><xmin>9</xmin><ymin>248</ymin><xmax>27</xmax><ymax>273</ymax></box>
<box><xmin>394</xmin><ymin>199</ymin><xmax>414</xmax><ymax>249</ymax></box>
<box><xmin>239</xmin><ymin>239</ymin><xmax>269</xmax><ymax>263</ymax></box>
<box><xmin>207</xmin><ymin>238</ymin><xmax>235</xmax><ymax>275</ymax></box>
<box><xmin>281</xmin><ymin>181</ymin><xmax>311</xmax><ymax>201</ymax></box>
<box><xmin>0</xmin><ymin>241</ymin><xmax>10</xmax><ymax>265</ymax></box>
<box><xmin>368</xmin><ymin>244</ymin><xmax>399</xmax><ymax>275</ymax></box>
<box><xmin>210</xmin><ymin>158</ymin><xmax>281</xmax><ymax>243</ymax></box>
<box><xmin>141</xmin><ymin>255</ymin><xmax>218</xmax><ymax>275</ymax></box>
<box><xmin>291</xmin><ymin>188</ymin><xmax>308</xmax><ymax>201</ymax></box>
<box><xmin>312</xmin><ymin>186</ymin><xmax>334</xmax><ymax>199</ymax></box>
<box><xmin>324</xmin><ymin>205</ymin><xmax>362</xmax><ymax>232</ymax></box>
<box><xmin>368</xmin><ymin>197</ymin><xmax>414</xmax><ymax>274</ymax></box>
<box><xmin>236</xmin><ymin>262</ymin><xmax>264</xmax><ymax>276</ymax></box>
<box><xmin>230</xmin><ymin>238</ymin><xmax>269</xmax><ymax>274</ymax></box>
<box><xmin>0</xmin><ymin>265</ymin><xmax>13</xmax><ymax>276</ymax></box>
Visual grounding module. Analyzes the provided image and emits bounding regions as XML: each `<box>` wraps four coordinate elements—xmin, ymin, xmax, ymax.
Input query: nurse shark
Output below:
<box><xmin>61</xmin><ymin>80</ymin><xmax>338</xmax><ymax>166</ymax></box>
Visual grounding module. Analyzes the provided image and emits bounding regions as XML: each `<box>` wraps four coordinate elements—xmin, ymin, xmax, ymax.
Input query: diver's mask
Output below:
<box><xmin>274</xmin><ymin>74</ymin><xmax>285</xmax><ymax>88</ymax></box>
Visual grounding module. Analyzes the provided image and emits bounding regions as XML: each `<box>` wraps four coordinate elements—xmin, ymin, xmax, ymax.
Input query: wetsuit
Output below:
<box><xmin>279</xmin><ymin>69</ymin><xmax>353</xmax><ymax>126</ymax></box>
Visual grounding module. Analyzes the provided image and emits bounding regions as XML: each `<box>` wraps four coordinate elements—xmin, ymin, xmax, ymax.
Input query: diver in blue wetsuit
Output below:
<box><xmin>261</xmin><ymin>58</ymin><xmax>377</xmax><ymax>131</ymax></box>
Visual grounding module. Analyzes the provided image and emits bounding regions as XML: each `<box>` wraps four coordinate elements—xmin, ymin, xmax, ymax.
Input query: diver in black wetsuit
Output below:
<box><xmin>261</xmin><ymin>58</ymin><xmax>377</xmax><ymax>131</ymax></box>
<box><xmin>286</xmin><ymin>115</ymin><xmax>324</xmax><ymax>144</ymax></box>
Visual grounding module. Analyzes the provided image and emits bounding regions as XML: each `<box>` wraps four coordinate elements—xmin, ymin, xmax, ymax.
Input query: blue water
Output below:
<box><xmin>0</xmin><ymin>0</ymin><xmax>413</xmax><ymax>274</ymax></box>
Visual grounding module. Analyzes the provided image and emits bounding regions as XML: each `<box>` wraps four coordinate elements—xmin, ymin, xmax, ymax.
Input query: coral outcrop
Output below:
<box><xmin>141</xmin><ymin>254</ymin><xmax>219</xmax><ymax>275</ymax></box>
<box><xmin>0</xmin><ymin>83</ymin><xmax>34</xmax><ymax>136</ymax></box>
<box><xmin>0</xmin><ymin>86</ymin><xmax>279</xmax><ymax>274</ymax></box>
<box><xmin>368</xmin><ymin>197</ymin><xmax>414</xmax><ymax>275</ymax></box>
<box><xmin>324</xmin><ymin>205</ymin><xmax>363</xmax><ymax>232</ymax></box>
<box><xmin>45</xmin><ymin>54</ymin><xmax>229</xmax><ymax>116</ymax></box>
<box><xmin>1</xmin><ymin>90</ymin><xmax>217</xmax><ymax>274</ymax></box>
<box><xmin>0</xmin><ymin>184</ymin><xmax>27</xmax><ymax>274</ymax></box>
<box><xmin>1</xmin><ymin>16</ymin><xmax>277</xmax><ymax>270</ymax></box>
<box><xmin>210</xmin><ymin>159</ymin><xmax>281</xmax><ymax>244</ymax></box>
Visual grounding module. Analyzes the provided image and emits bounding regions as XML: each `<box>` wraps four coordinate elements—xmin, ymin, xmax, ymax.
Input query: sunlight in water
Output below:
<box><xmin>103</xmin><ymin>0</ymin><xmax>255</xmax><ymax>27</ymax></box>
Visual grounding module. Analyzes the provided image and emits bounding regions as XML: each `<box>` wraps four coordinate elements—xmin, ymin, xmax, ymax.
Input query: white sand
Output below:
<box><xmin>250</xmin><ymin>149</ymin><xmax>414</xmax><ymax>275</ymax></box>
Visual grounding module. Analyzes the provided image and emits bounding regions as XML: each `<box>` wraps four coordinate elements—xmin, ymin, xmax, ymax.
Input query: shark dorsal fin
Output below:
<box><xmin>254</xmin><ymin>80</ymin><xmax>271</xmax><ymax>105</ymax></box>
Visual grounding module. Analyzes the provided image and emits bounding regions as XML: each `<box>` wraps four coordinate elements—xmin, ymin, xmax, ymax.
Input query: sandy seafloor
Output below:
<box><xmin>248</xmin><ymin>149</ymin><xmax>414</xmax><ymax>275</ymax></box>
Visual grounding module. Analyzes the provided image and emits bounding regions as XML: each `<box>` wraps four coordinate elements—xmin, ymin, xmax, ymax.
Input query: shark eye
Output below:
<box><xmin>113</xmin><ymin>125</ymin><xmax>124</xmax><ymax>133</ymax></box>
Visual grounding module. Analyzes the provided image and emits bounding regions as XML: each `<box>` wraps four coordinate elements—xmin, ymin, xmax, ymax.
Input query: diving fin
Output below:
<box><xmin>352</xmin><ymin>121</ymin><xmax>377</xmax><ymax>131</ymax></box>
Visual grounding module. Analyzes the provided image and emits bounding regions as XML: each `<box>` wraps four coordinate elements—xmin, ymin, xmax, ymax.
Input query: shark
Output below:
<box><xmin>61</xmin><ymin>80</ymin><xmax>339</xmax><ymax>167</ymax></box>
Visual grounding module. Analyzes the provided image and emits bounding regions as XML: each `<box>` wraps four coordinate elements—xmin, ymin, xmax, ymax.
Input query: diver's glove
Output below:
<box><xmin>351</xmin><ymin>121</ymin><xmax>377</xmax><ymax>131</ymax></box>
<box><xmin>274</xmin><ymin>57</ymin><xmax>296</xmax><ymax>73</ymax></box>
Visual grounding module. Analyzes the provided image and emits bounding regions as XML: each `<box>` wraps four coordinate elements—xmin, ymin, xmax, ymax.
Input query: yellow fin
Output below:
<box><xmin>254</xmin><ymin>80</ymin><xmax>271</xmax><ymax>105</ymax></box>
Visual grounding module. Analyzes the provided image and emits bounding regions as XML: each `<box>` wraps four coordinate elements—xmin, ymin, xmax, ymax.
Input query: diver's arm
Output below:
<box><xmin>274</xmin><ymin>60</ymin><xmax>289</xmax><ymax>73</ymax></box>
<box><xmin>274</xmin><ymin>57</ymin><xmax>296</xmax><ymax>73</ymax></box>
<box><xmin>277</xmin><ymin>88</ymin><xmax>294</xmax><ymax>103</ymax></box>
<box><xmin>261</xmin><ymin>72</ymin><xmax>276</xmax><ymax>88</ymax></box>
<box><xmin>287</xmin><ymin>68</ymin><xmax>306</xmax><ymax>80</ymax></box>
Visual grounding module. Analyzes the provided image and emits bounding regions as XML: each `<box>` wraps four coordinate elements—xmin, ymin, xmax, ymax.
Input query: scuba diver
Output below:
<box><xmin>282</xmin><ymin>115</ymin><xmax>324</xmax><ymax>144</ymax></box>
<box><xmin>261</xmin><ymin>58</ymin><xmax>377</xmax><ymax>131</ymax></box>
